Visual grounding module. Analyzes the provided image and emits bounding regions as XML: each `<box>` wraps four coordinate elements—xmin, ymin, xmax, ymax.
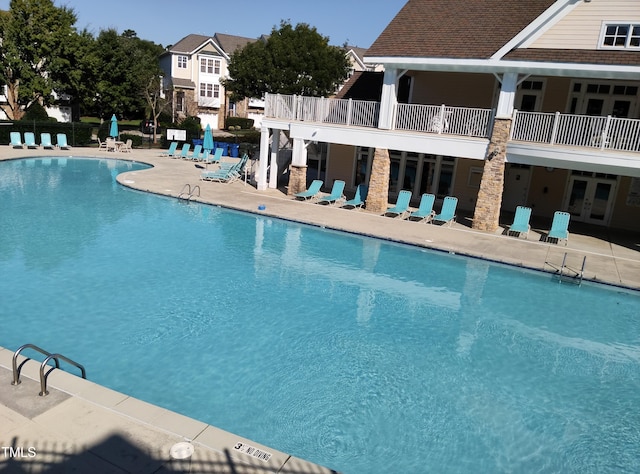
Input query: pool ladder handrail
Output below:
<box><xmin>559</xmin><ymin>253</ymin><xmax>587</xmax><ymax>285</ymax></box>
<box><xmin>11</xmin><ymin>343</ymin><xmax>86</xmax><ymax>396</ymax></box>
<box><xmin>178</xmin><ymin>183</ymin><xmax>200</xmax><ymax>201</ymax></box>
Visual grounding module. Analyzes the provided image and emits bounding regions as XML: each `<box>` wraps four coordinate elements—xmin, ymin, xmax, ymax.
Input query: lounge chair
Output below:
<box><xmin>294</xmin><ymin>179</ymin><xmax>323</xmax><ymax>201</ymax></box>
<box><xmin>205</xmin><ymin>148</ymin><xmax>223</xmax><ymax>164</ymax></box>
<box><xmin>507</xmin><ymin>206</ymin><xmax>532</xmax><ymax>239</ymax></box>
<box><xmin>386</xmin><ymin>190</ymin><xmax>412</xmax><ymax>218</ymax></box>
<box><xmin>24</xmin><ymin>132</ymin><xmax>38</xmax><ymax>149</ymax></box>
<box><xmin>160</xmin><ymin>141</ymin><xmax>178</xmax><ymax>157</ymax></box>
<box><xmin>40</xmin><ymin>133</ymin><xmax>55</xmax><ymax>149</ymax></box>
<box><xmin>10</xmin><ymin>131</ymin><xmax>23</xmax><ymax>148</ymax></box>
<box><xmin>342</xmin><ymin>184</ymin><xmax>368</xmax><ymax>209</ymax></box>
<box><xmin>432</xmin><ymin>196</ymin><xmax>458</xmax><ymax>226</ymax></box>
<box><xmin>175</xmin><ymin>143</ymin><xmax>190</xmax><ymax>159</ymax></box>
<box><xmin>56</xmin><ymin>133</ymin><xmax>71</xmax><ymax>149</ymax></box>
<box><xmin>408</xmin><ymin>193</ymin><xmax>436</xmax><ymax>223</ymax></box>
<box><xmin>547</xmin><ymin>211</ymin><xmax>570</xmax><ymax>245</ymax></box>
<box><xmin>201</xmin><ymin>154</ymin><xmax>249</xmax><ymax>183</ymax></box>
<box><xmin>317</xmin><ymin>180</ymin><xmax>346</xmax><ymax>205</ymax></box>
<box><xmin>119</xmin><ymin>139</ymin><xmax>133</xmax><ymax>153</ymax></box>
<box><xmin>187</xmin><ymin>144</ymin><xmax>202</xmax><ymax>160</ymax></box>
<box><xmin>97</xmin><ymin>137</ymin><xmax>108</xmax><ymax>151</ymax></box>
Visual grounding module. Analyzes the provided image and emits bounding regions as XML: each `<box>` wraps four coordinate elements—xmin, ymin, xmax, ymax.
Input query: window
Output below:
<box><xmin>200</xmin><ymin>58</ymin><xmax>221</xmax><ymax>74</ymax></box>
<box><xmin>601</xmin><ymin>23</ymin><xmax>640</xmax><ymax>49</ymax></box>
<box><xmin>176</xmin><ymin>92</ymin><xmax>185</xmax><ymax>112</ymax></box>
<box><xmin>177</xmin><ymin>55</ymin><xmax>188</xmax><ymax>68</ymax></box>
<box><xmin>200</xmin><ymin>83</ymin><xmax>213</xmax><ymax>98</ymax></box>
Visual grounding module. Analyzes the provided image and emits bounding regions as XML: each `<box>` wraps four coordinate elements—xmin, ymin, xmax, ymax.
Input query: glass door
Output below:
<box><xmin>566</xmin><ymin>176</ymin><xmax>617</xmax><ymax>225</ymax></box>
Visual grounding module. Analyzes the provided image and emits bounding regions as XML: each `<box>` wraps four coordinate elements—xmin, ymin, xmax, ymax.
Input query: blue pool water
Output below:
<box><xmin>1</xmin><ymin>157</ymin><xmax>640</xmax><ymax>473</ymax></box>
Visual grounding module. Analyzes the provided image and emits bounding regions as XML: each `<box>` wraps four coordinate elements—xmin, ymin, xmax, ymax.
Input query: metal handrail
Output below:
<box><xmin>39</xmin><ymin>353</ymin><xmax>86</xmax><ymax>396</ymax></box>
<box><xmin>178</xmin><ymin>183</ymin><xmax>200</xmax><ymax>201</ymax></box>
<box><xmin>11</xmin><ymin>343</ymin><xmax>59</xmax><ymax>386</ymax></box>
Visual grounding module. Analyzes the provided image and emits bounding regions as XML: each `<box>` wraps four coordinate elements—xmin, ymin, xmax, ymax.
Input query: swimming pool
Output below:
<box><xmin>2</xmin><ymin>157</ymin><xmax>640</xmax><ymax>473</ymax></box>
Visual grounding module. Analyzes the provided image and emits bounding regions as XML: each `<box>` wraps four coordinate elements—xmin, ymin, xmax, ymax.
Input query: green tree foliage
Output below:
<box><xmin>0</xmin><ymin>0</ymin><xmax>77</xmax><ymax>119</ymax></box>
<box><xmin>224</xmin><ymin>21</ymin><xmax>350</xmax><ymax>101</ymax></box>
<box><xmin>90</xmin><ymin>29</ymin><xmax>164</xmax><ymax>119</ymax></box>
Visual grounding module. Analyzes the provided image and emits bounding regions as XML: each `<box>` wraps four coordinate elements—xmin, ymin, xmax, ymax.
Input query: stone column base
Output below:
<box><xmin>364</xmin><ymin>148</ymin><xmax>391</xmax><ymax>214</ymax></box>
<box><xmin>288</xmin><ymin>165</ymin><xmax>308</xmax><ymax>196</ymax></box>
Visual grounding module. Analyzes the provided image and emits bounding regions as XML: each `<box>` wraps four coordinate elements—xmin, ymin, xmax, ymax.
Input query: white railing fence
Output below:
<box><xmin>512</xmin><ymin>111</ymin><xmax>640</xmax><ymax>152</ymax></box>
<box><xmin>396</xmin><ymin>103</ymin><xmax>493</xmax><ymax>137</ymax></box>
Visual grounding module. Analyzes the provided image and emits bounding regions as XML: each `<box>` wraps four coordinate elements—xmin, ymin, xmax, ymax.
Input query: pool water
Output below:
<box><xmin>1</xmin><ymin>158</ymin><xmax>640</xmax><ymax>473</ymax></box>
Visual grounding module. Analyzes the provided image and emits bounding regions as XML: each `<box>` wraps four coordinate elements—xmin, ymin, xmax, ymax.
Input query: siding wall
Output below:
<box><xmin>530</xmin><ymin>0</ymin><xmax>640</xmax><ymax>50</ymax></box>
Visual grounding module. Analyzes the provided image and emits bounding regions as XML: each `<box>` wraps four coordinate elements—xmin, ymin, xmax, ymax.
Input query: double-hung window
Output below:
<box><xmin>177</xmin><ymin>55</ymin><xmax>188</xmax><ymax>68</ymax></box>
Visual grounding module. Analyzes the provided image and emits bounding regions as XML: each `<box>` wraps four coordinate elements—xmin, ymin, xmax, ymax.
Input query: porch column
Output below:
<box><xmin>268</xmin><ymin>129</ymin><xmax>280</xmax><ymax>189</ymax></box>
<box><xmin>364</xmin><ymin>148</ymin><xmax>390</xmax><ymax>214</ymax></box>
<box><xmin>288</xmin><ymin>137</ymin><xmax>308</xmax><ymax>196</ymax></box>
<box><xmin>471</xmin><ymin>73</ymin><xmax>517</xmax><ymax>231</ymax></box>
<box><xmin>256</xmin><ymin>127</ymin><xmax>270</xmax><ymax>190</ymax></box>
<box><xmin>378</xmin><ymin>68</ymin><xmax>398</xmax><ymax>130</ymax></box>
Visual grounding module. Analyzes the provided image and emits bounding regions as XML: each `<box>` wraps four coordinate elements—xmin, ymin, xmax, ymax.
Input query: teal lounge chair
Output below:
<box><xmin>10</xmin><ymin>131</ymin><xmax>23</xmax><ymax>148</ymax></box>
<box><xmin>317</xmin><ymin>180</ymin><xmax>346</xmax><ymax>205</ymax></box>
<box><xmin>432</xmin><ymin>196</ymin><xmax>458</xmax><ymax>226</ymax></box>
<box><xmin>160</xmin><ymin>141</ymin><xmax>178</xmax><ymax>157</ymax></box>
<box><xmin>205</xmin><ymin>148</ymin><xmax>223</xmax><ymax>164</ymax></box>
<box><xmin>187</xmin><ymin>144</ymin><xmax>202</xmax><ymax>161</ymax></box>
<box><xmin>386</xmin><ymin>190</ymin><xmax>412</xmax><ymax>218</ymax></box>
<box><xmin>295</xmin><ymin>180</ymin><xmax>323</xmax><ymax>201</ymax></box>
<box><xmin>174</xmin><ymin>143</ymin><xmax>190</xmax><ymax>159</ymax></box>
<box><xmin>342</xmin><ymin>184</ymin><xmax>368</xmax><ymax>209</ymax></box>
<box><xmin>201</xmin><ymin>154</ymin><xmax>249</xmax><ymax>183</ymax></box>
<box><xmin>24</xmin><ymin>132</ymin><xmax>38</xmax><ymax>149</ymax></box>
<box><xmin>40</xmin><ymin>133</ymin><xmax>55</xmax><ymax>149</ymax></box>
<box><xmin>56</xmin><ymin>133</ymin><xmax>71</xmax><ymax>149</ymax></box>
<box><xmin>408</xmin><ymin>193</ymin><xmax>436</xmax><ymax>222</ymax></box>
<box><xmin>547</xmin><ymin>211</ymin><xmax>570</xmax><ymax>245</ymax></box>
<box><xmin>507</xmin><ymin>206</ymin><xmax>532</xmax><ymax>239</ymax></box>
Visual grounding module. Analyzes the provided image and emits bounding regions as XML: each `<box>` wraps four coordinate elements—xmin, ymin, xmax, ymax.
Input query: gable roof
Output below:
<box><xmin>367</xmin><ymin>0</ymin><xmax>556</xmax><ymax>59</ymax></box>
<box><xmin>169</xmin><ymin>34</ymin><xmax>214</xmax><ymax>55</ymax></box>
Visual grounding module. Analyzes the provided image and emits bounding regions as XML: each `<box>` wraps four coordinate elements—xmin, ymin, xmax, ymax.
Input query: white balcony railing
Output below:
<box><xmin>512</xmin><ymin>111</ymin><xmax>640</xmax><ymax>153</ymax></box>
<box><xmin>265</xmin><ymin>94</ymin><xmax>640</xmax><ymax>153</ymax></box>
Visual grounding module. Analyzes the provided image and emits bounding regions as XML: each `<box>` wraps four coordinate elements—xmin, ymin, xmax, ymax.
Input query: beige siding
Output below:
<box><xmin>326</xmin><ymin>144</ymin><xmax>356</xmax><ymax>188</ymax></box>
<box><xmin>610</xmin><ymin>177</ymin><xmax>640</xmax><ymax>231</ymax></box>
<box><xmin>530</xmin><ymin>0</ymin><xmax>640</xmax><ymax>50</ymax></box>
<box><xmin>451</xmin><ymin>159</ymin><xmax>482</xmax><ymax>213</ymax></box>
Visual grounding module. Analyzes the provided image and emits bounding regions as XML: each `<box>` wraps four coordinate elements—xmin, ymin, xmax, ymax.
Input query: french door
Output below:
<box><xmin>565</xmin><ymin>175</ymin><xmax>617</xmax><ymax>225</ymax></box>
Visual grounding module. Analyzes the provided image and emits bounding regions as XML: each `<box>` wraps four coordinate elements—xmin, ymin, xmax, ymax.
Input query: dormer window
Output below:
<box><xmin>600</xmin><ymin>23</ymin><xmax>640</xmax><ymax>49</ymax></box>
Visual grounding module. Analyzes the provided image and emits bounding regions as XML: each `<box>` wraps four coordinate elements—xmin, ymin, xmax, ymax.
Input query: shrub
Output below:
<box><xmin>22</xmin><ymin>102</ymin><xmax>51</xmax><ymax>122</ymax></box>
<box><xmin>226</xmin><ymin>117</ymin><xmax>254</xmax><ymax>129</ymax></box>
<box><xmin>120</xmin><ymin>133</ymin><xmax>143</xmax><ymax>148</ymax></box>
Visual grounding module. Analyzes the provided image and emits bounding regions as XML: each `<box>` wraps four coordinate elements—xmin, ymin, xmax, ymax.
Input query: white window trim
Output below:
<box><xmin>598</xmin><ymin>21</ymin><xmax>640</xmax><ymax>50</ymax></box>
<box><xmin>177</xmin><ymin>55</ymin><xmax>188</xmax><ymax>68</ymax></box>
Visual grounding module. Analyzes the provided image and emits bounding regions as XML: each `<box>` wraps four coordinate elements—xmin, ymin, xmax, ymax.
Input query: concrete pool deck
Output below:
<box><xmin>1</xmin><ymin>147</ymin><xmax>639</xmax><ymax>473</ymax></box>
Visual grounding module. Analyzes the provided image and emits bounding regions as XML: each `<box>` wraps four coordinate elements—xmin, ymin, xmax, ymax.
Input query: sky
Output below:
<box><xmin>0</xmin><ymin>0</ymin><xmax>407</xmax><ymax>49</ymax></box>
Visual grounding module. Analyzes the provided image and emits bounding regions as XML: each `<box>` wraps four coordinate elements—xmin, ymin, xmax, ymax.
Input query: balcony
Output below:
<box><xmin>264</xmin><ymin>93</ymin><xmax>640</xmax><ymax>155</ymax></box>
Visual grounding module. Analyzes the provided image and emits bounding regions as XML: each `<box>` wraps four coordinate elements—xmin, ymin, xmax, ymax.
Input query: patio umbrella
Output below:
<box><xmin>203</xmin><ymin>124</ymin><xmax>214</xmax><ymax>152</ymax></box>
<box><xmin>109</xmin><ymin>114</ymin><xmax>119</xmax><ymax>138</ymax></box>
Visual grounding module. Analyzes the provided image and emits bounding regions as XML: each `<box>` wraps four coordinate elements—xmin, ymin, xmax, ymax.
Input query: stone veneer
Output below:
<box><xmin>472</xmin><ymin>118</ymin><xmax>512</xmax><ymax>231</ymax></box>
<box><xmin>288</xmin><ymin>165</ymin><xmax>308</xmax><ymax>196</ymax></box>
<box><xmin>365</xmin><ymin>148</ymin><xmax>391</xmax><ymax>214</ymax></box>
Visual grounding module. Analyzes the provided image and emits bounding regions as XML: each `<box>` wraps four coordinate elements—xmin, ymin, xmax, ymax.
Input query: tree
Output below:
<box><xmin>0</xmin><ymin>0</ymin><xmax>78</xmax><ymax>120</ymax></box>
<box><xmin>223</xmin><ymin>21</ymin><xmax>350</xmax><ymax>101</ymax></box>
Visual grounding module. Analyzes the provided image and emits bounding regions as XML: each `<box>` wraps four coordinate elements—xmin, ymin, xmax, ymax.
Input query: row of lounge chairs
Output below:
<box><xmin>9</xmin><ymin>132</ymin><xmax>71</xmax><ymax>149</ymax></box>
<box><xmin>159</xmin><ymin>142</ymin><xmax>224</xmax><ymax>164</ymax></box>
<box><xmin>294</xmin><ymin>181</ymin><xmax>571</xmax><ymax>244</ymax></box>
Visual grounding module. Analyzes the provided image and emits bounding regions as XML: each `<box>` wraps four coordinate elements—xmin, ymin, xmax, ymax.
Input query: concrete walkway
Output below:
<box><xmin>1</xmin><ymin>146</ymin><xmax>639</xmax><ymax>473</ymax></box>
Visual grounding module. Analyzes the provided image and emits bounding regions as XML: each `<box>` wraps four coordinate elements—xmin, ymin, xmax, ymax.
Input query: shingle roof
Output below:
<box><xmin>367</xmin><ymin>0</ymin><xmax>555</xmax><ymax>59</ymax></box>
<box><xmin>214</xmin><ymin>33</ymin><xmax>258</xmax><ymax>55</ymax></box>
<box><xmin>170</xmin><ymin>34</ymin><xmax>214</xmax><ymax>54</ymax></box>
<box><xmin>504</xmin><ymin>49</ymin><xmax>640</xmax><ymax>67</ymax></box>
<box><xmin>171</xmin><ymin>78</ymin><xmax>195</xmax><ymax>89</ymax></box>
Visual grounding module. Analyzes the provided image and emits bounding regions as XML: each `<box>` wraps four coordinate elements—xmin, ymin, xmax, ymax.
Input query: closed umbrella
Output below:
<box><xmin>109</xmin><ymin>114</ymin><xmax>119</xmax><ymax>138</ymax></box>
<box><xmin>203</xmin><ymin>124</ymin><xmax>214</xmax><ymax>152</ymax></box>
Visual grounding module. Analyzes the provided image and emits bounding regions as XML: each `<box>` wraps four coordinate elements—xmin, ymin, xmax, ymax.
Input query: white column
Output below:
<box><xmin>256</xmin><ymin>127</ymin><xmax>270</xmax><ymax>190</ymax></box>
<box><xmin>495</xmin><ymin>72</ymin><xmax>518</xmax><ymax>119</ymax></box>
<box><xmin>291</xmin><ymin>138</ymin><xmax>308</xmax><ymax>167</ymax></box>
<box><xmin>378</xmin><ymin>68</ymin><xmax>398</xmax><ymax>130</ymax></box>
<box><xmin>268</xmin><ymin>129</ymin><xmax>280</xmax><ymax>189</ymax></box>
